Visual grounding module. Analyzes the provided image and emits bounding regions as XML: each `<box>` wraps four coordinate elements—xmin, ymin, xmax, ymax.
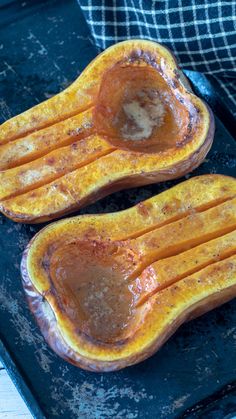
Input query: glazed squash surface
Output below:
<box><xmin>0</xmin><ymin>40</ymin><xmax>214</xmax><ymax>223</ymax></box>
<box><xmin>21</xmin><ymin>175</ymin><xmax>236</xmax><ymax>371</ymax></box>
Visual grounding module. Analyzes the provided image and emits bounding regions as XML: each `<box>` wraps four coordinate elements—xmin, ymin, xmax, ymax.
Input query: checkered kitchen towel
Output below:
<box><xmin>78</xmin><ymin>0</ymin><xmax>236</xmax><ymax>117</ymax></box>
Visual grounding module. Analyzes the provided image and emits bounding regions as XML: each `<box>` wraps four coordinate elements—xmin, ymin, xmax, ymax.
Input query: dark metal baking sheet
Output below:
<box><xmin>0</xmin><ymin>1</ymin><xmax>236</xmax><ymax>418</ymax></box>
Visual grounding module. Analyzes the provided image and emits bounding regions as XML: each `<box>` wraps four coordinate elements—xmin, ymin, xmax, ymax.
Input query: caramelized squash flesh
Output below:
<box><xmin>0</xmin><ymin>40</ymin><xmax>214</xmax><ymax>223</ymax></box>
<box><xmin>21</xmin><ymin>175</ymin><xmax>236</xmax><ymax>371</ymax></box>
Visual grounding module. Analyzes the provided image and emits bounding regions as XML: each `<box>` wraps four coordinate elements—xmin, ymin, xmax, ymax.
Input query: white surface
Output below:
<box><xmin>0</xmin><ymin>361</ymin><xmax>32</xmax><ymax>418</ymax></box>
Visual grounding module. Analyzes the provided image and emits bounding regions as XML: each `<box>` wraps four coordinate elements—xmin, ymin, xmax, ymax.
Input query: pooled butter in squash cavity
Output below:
<box><xmin>121</xmin><ymin>89</ymin><xmax>165</xmax><ymax>141</ymax></box>
<box><xmin>50</xmin><ymin>242</ymin><xmax>136</xmax><ymax>343</ymax></box>
<box><xmin>94</xmin><ymin>64</ymin><xmax>189</xmax><ymax>153</ymax></box>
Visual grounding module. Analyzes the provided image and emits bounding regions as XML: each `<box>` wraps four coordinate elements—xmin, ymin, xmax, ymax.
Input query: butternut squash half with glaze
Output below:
<box><xmin>0</xmin><ymin>40</ymin><xmax>214</xmax><ymax>223</ymax></box>
<box><xmin>21</xmin><ymin>175</ymin><xmax>236</xmax><ymax>372</ymax></box>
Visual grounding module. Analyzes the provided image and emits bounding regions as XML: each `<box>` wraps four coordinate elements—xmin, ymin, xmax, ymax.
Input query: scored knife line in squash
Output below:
<box><xmin>18</xmin><ymin>175</ymin><xmax>236</xmax><ymax>244</ymax></box>
<box><xmin>118</xmin><ymin>195</ymin><xmax>236</xmax><ymax>241</ymax></box>
<box><xmin>27</xmin><ymin>195</ymin><xmax>236</xmax><ymax>290</ymax></box>
<box><xmin>42</xmin><ymin>215</ymin><xmax>236</xmax><ymax>309</ymax></box>
<box><xmin>0</xmin><ymin>136</ymin><xmax>116</xmax><ymax>201</ymax></box>
<box><xmin>0</xmin><ymin>109</ymin><xmax>94</xmax><ymax>171</ymax></box>
<box><xmin>22</xmin><ymin>238</ymin><xmax>236</xmax><ymax>367</ymax></box>
<box><xmin>0</xmin><ymin>96</ymin><xmax>208</xmax><ymax>203</ymax></box>
<box><xmin>0</xmin><ymin>143</ymin><xmax>216</xmax><ymax>223</ymax></box>
<box><xmin>0</xmin><ymin>99</ymin><xmax>95</xmax><ymax>145</ymax></box>
<box><xmin>78</xmin><ymin>197</ymin><xmax>236</xmax><ymax>284</ymax></box>
<box><xmin>133</xmin><ymin>230</ymin><xmax>236</xmax><ymax>307</ymax></box>
<box><xmin>16</xmin><ymin>174</ymin><xmax>235</xmax><ymax>370</ymax></box>
<box><xmin>0</xmin><ymin>39</ymin><xmax>235</xmax><ymax>372</ymax></box>
<box><xmin>0</xmin><ymin>40</ymin><xmax>214</xmax><ymax>223</ymax></box>
<box><xmin>0</xmin><ymin>40</ymin><xmax>192</xmax><ymax>144</ymax></box>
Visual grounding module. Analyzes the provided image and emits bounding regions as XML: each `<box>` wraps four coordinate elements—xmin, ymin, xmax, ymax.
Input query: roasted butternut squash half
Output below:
<box><xmin>0</xmin><ymin>40</ymin><xmax>214</xmax><ymax>223</ymax></box>
<box><xmin>21</xmin><ymin>175</ymin><xmax>236</xmax><ymax>371</ymax></box>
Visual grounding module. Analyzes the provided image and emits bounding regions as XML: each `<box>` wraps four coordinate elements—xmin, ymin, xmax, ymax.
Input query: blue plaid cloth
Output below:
<box><xmin>78</xmin><ymin>0</ymin><xmax>236</xmax><ymax>117</ymax></box>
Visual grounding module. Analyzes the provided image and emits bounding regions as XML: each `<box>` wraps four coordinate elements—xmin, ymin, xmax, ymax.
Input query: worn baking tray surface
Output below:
<box><xmin>0</xmin><ymin>1</ymin><xmax>236</xmax><ymax>418</ymax></box>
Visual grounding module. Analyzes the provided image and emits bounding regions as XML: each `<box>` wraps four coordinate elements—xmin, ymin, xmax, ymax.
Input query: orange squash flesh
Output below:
<box><xmin>0</xmin><ymin>135</ymin><xmax>115</xmax><ymax>200</ymax></box>
<box><xmin>0</xmin><ymin>145</ymin><xmax>214</xmax><ymax>222</ymax></box>
<box><xmin>0</xmin><ymin>40</ymin><xmax>214</xmax><ymax>223</ymax></box>
<box><xmin>0</xmin><ymin>110</ymin><xmax>93</xmax><ymax>171</ymax></box>
<box><xmin>132</xmin><ymin>197</ymin><xmax>236</xmax><ymax>268</ymax></box>
<box><xmin>133</xmin><ymin>230</ymin><xmax>236</xmax><ymax>306</ymax></box>
<box><xmin>21</xmin><ymin>175</ymin><xmax>236</xmax><ymax>371</ymax></box>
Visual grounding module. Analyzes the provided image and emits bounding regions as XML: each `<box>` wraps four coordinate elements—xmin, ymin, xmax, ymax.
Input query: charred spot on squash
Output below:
<box><xmin>46</xmin><ymin>157</ymin><xmax>56</xmax><ymax>165</ymax></box>
<box><xmin>67</xmin><ymin>127</ymin><xmax>83</xmax><ymax>136</ymax></box>
<box><xmin>125</xmin><ymin>49</ymin><xmax>159</xmax><ymax>69</ymax></box>
<box><xmin>93</xmin><ymin>61</ymin><xmax>197</xmax><ymax>153</ymax></box>
<box><xmin>137</xmin><ymin>202</ymin><xmax>151</xmax><ymax>217</ymax></box>
<box><xmin>70</xmin><ymin>142</ymin><xmax>78</xmax><ymax>150</ymax></box>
